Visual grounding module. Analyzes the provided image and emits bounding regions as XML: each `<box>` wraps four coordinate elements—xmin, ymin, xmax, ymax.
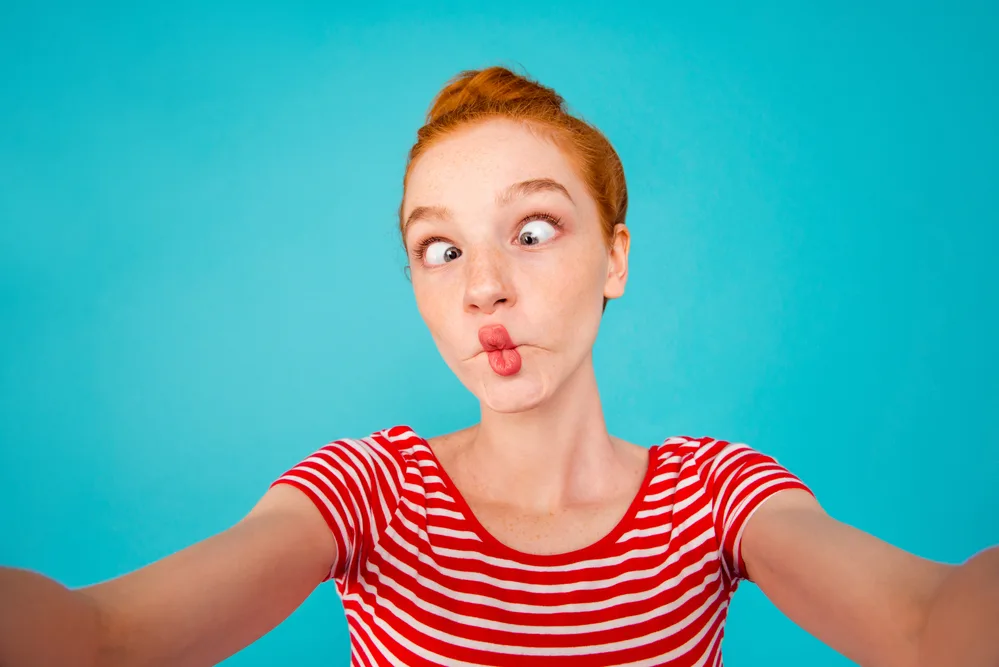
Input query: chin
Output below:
<box><xmin>472</xmin><ymin>372</ymin><xmax>551</xmax><ymax>414</ymax></box>
<box><xmin>447</xmin><ymin>348</ymin><xmax>575</xmax><ymax>414</ymax></box>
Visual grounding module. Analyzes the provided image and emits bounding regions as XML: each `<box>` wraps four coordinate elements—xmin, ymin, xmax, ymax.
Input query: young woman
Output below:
<box><xmin>1</xmin><ymin>66</ymin><xmax>997</xmax><ymax>667</ymax></box>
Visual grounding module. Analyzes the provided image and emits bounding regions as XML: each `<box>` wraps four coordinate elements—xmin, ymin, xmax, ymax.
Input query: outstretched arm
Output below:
<box><xmin>740</xmin><ymin>488</ymin><xmax>998</xmax><ymax>667</ymax></box>
<box><xmin>0</xmin><ymin>484</ymin><xmax>335</xmax><ymax>667</ymax></box>
<box><xmin>916</xmin><ymin>545</ymin><xmax>999</xmax><ymax>667</ymax></box>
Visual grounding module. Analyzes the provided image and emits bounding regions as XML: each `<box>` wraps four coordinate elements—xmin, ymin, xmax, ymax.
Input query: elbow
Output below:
<box><xmin>914</xmin><ymin>546</ymin><xmax>999</xmax><ymax>667</ymax></box>
<box><xmin>0</xmin><ymin>567</ymin><xmax>107</xmax><ymax>667</ymax></box>
<box><xmin>75</xmin><ymin>587</ymin><xmax>119</xmax><ymax>667</ymax></box>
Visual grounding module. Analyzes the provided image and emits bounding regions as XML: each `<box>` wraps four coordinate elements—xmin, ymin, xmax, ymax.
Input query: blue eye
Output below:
<box><xmin>517</xmin><ymin>219</ymin><xmax>558</xmax><ymax>246</ymax></box>
<box><xmin>424</xmin><ymin>241</ymin><xmax>462</xmax><ymax>265</ymax></box>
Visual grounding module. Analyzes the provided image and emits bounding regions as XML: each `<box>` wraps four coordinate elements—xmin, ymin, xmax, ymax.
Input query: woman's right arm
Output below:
<box><xmin>0</xmin><ymin>483</ymin><xmax>336</xmax><ymax>667</ymax></box>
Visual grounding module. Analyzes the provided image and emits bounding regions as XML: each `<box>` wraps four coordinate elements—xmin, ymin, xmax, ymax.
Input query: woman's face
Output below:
<box><xmin>401</xmin><ymin>118</ymin><xmax>629</xmax><ymax>414</ymax></box>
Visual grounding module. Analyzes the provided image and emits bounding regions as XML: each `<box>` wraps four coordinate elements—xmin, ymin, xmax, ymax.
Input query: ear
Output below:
<box><xmin>603</xmin><ymin>223</ymin><xmax>630</xmax><ymax>300</ymax></box>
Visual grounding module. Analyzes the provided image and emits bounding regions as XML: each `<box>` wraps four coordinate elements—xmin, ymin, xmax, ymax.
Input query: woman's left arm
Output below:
<box><xmin>740</xmin><ymin>488</ymin><xmax>999</xmax><ymax>667</ymax></box>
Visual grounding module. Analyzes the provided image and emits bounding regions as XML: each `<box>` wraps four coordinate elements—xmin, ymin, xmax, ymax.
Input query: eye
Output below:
<box><xmin>424</xmin><ymin>241</ymin><xmax>462</xmax><ymax>266</ymax></box>
<box><xmin>517</xmin><ymin>219</ymin><xmax>559</xmax><ymax>247</ymax></box>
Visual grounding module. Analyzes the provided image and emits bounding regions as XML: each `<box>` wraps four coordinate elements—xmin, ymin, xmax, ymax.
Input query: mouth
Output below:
<box><xmin>476</xmin><ymin>324</ymin><xmax>523</xmax><ymax>376</ymax></box>
<box><xmin>479</xmin><ymin>323</ymin><xmax>516</xmax><ymax>352</ymax></box>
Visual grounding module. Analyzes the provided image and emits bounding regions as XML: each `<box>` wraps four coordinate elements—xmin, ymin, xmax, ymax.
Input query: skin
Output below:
<box><xmin>401</xmin><ymin>117</ymin><xmax>647</xmax><ymax>551</ymax></box>
<box><xmin>398</xmin><ymin>117</ymin><xmax>976</xmax><ymax>666</ymax></box>
<box><xmin>1</xmin><ymin>115</ymin><xmax>996</xmax><ymax>667</ymax></box>
<box><xmin>0</xmin><ymin>485</ymin><xmax>335</xmax><ymax>667</ymax></box>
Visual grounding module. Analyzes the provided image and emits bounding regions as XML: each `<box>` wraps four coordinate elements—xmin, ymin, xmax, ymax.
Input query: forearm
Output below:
<box><xmin>917</xmin><ymin>545</ymin><xmax>999</xmax><ymax>667</ymax></box>
<box><xmin>0</xmin><ymin>566</ymin><xmax>105</xmax><ymax>667</ymax></box>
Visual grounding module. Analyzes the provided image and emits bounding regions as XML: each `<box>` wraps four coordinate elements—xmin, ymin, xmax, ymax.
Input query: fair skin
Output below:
<box><xmin>400</xmin><ymin>118</ymin><xmax>956</xmax><ymax>667</ymax></box>
<box><xmin>0</xmin><ymin>484</ymin><xmax>333</xmax><ymax>667</ymax></box>
<box><xmin>402</xmin><ymin>117</ymin><xmax>645</xmax><ymax>553</ymax></box>
<box><xmin>0</xmin><ymin>115</ymin><xmax>995</xmax><ymax>667</ymax></box>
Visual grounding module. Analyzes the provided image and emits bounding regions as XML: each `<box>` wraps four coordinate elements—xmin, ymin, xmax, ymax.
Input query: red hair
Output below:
<box><xmin>399</xmin><ymin>66</ymin><xmax>628</xmax><ymax>249</ymax></box>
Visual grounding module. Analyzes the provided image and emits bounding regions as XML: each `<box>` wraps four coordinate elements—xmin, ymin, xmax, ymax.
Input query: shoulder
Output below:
<box><xmin>339</xmin><ymin>424</ymin><xmax>434</xmax><ymax>474</ymax></box>
<box><xmin>419</xmin><ymin>424</ymin><xmax>477</xmax><ymax>469</ymax></box>
<box><xmin>375</xmin><ymin>424</ymin><xmax>430</xmax><ymax>455</ymax></box>
<box><xmin>322</xmin><ymin>424</ymin><xmax>429</xmax><ymax>458</ymax></box>
<box><xmin>656</xmin><ymin>434</ymin><xmax>802</xmax><ymax>496</ymax></box>
<box><xmin>657</xmin><ymin>434</ymin><xmax>758</xmax><ymax>468</ymax></box>
<box><xmin>274</xmin><ymin>424</ymin><xmax>430</xmax><ymax>488</ymax></box>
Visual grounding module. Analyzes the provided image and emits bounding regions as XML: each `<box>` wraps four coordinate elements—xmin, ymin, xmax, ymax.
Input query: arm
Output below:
<box><xmin>740</xmin><ymin>488</ymin><xmax>998</xmax><ymax>667</ymax></box>
<box><xmin>0</xmin><ymin>484</ymin><xmax>335</xmax><ymax>667</ymax></box>
<box><xmin>916</xmin><ymin>545</ymin><xmax>999</xmax><ymax>667</ymax></box>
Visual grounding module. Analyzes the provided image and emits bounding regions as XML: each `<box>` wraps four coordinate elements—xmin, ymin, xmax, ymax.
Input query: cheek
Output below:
<box><xmin>413</xmin><ymin>279</ymin><xmax>441</xmax><ymax>323</ymax></box>
<box><xmin>533</xmin><ymin>246</ymin><xmax>608</xmax><ymax>316</ymax></box>
<box><xmin>413</xmin><ymin>276</ymin><xmax>461</xmax><ymax>344</ymax></box>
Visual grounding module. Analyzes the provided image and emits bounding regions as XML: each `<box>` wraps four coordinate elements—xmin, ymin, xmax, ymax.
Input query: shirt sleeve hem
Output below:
<box><xmin>731</xmin><ymin>480</ymin><xmax>814</xmax><ymax>581</ymax></box>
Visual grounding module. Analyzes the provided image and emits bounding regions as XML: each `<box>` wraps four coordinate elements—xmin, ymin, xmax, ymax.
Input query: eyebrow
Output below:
<box><xmin>403</xmin><ymin>177</ymin><xmax>574</xmax><ymax>236</ymax></box>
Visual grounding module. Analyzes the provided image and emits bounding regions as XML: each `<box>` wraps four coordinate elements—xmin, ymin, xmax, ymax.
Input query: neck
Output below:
<box><xmin>465</xmin><ymin>354</ymin><xmax>625</xmax><ymax>512</ymax></box>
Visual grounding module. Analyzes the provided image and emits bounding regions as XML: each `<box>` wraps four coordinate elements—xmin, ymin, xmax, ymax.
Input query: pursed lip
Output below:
<box><xmin>464</xmin><ymin>344</ymin><xmax>521</xmax><ymax>362</ymax></box>
<box><xmin>459</xmin><ymin>323</ymin><xmax>549</xmax><ymax>361</ymax></box>
<box><xmin>460</xmin><ymin>342</ymin><xmax>554</xmax><ymax>363</ymax></box>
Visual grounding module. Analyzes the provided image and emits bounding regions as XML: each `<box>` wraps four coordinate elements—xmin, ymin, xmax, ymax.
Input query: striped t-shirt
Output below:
<box><xmin>271</xmin><ymin>424</ymin><xmax>812</xmax><ymax>666</ymax></box>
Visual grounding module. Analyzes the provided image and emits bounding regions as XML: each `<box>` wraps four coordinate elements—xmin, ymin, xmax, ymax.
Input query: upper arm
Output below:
<box><xmin>268</xmin><ymin>435</ymin><xmax>406</xmax><ymax>582</ymax></box>
<box><xmin>741</xmin><ymin>489</ymin><xmax>952</xmax><ymax>667</ymax></box>
<box><xmin>81</xmin><ymin>483</ymin><xmax>336</xmax><ymax>667</ymax></box>
<box><xmin>691</xmin><ymin>437</ymin><xmax>813</xmax><ymax>580</ymax></box>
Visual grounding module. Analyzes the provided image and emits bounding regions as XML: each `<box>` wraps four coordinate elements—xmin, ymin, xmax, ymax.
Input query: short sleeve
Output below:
<box><xmin>691</xmin><ymin>438</ymin><xmax>813</xmax><ymax>581</ymax></box>
<box><xmin>270</xmin><ymin>434</ymin><xmax>404</xmax><ymax>582</ymax></box>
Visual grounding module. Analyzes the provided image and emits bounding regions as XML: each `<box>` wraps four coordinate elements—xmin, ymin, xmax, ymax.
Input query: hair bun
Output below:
<box><xmin>425</xmin><ymin>66</ymin><xmax>566</xmax><ymax>125</ymax></box>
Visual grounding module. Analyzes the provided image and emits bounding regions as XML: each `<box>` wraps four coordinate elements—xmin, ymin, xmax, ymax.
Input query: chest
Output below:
<box><xmin>353</xmin><ymin>507</ymin><xmax>732</xmax><ymax>667</ymax></box>
<box><xmin>464</xmin><ymin>496</ymin><xmax>636</xmax><ymax>555</ymax></box>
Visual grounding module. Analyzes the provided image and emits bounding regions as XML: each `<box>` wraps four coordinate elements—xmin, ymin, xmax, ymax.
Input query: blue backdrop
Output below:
<box><xmin>1</xmin><ymin>2</ymin><xmax>996</xmax><ymax>665</ymax></box>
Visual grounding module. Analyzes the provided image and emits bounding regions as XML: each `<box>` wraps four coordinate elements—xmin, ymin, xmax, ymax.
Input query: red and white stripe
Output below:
<box><xmin>272</xmin><ymin>425</ymin><xmax>811</xmax><ymax>666</ymax></box>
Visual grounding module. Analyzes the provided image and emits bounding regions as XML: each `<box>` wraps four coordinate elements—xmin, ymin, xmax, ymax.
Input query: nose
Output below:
<box><xmin>463</xmin><ymin>247</ymin><xmax>516</xmax><ymax>314</ymax></box>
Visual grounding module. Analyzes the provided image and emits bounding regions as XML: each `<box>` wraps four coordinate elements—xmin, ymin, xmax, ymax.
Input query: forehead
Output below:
<box><xmin>403</xmin><ymin>118</ymin><xmax>585</xmax><ymax>215</ymax></box>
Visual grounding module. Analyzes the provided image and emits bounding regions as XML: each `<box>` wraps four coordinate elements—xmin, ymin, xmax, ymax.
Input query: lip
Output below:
<box><xmin>478</xmin><ymin>323</ymin><xmax>515</xmax><ymax>350</ymax></box>
<box><xmin>467</xmin><ymin>345</ymin><xmax>521</xmax><ymax>360</ymax></box>
<box><xmin>464</xmin><ymin>324</ymin><xmax>521</xmax><ymax>361</ymax></box>
<box><xmin>477</xmin><ymin>323</ymin><xmax>523</xmax><ymax>377</ymax></box>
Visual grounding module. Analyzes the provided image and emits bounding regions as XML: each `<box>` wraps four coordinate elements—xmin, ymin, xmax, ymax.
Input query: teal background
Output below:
<box><xmin>1</xmin><ymin>2</ymin><xmax>997</xmax><ymax>664</ymax></box>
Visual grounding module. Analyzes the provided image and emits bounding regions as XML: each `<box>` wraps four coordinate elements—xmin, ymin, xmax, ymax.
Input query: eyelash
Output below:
<box><xmin>411</xmin><ymin>211</ymin><xmax>564</xmax><ymax>261</ymax></box>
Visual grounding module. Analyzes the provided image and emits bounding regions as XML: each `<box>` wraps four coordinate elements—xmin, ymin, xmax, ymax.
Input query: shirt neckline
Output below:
<box><xmin>409</xmin><ymin>429</ymin><xmax>663</xmax><ymax>567</ymax></box>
